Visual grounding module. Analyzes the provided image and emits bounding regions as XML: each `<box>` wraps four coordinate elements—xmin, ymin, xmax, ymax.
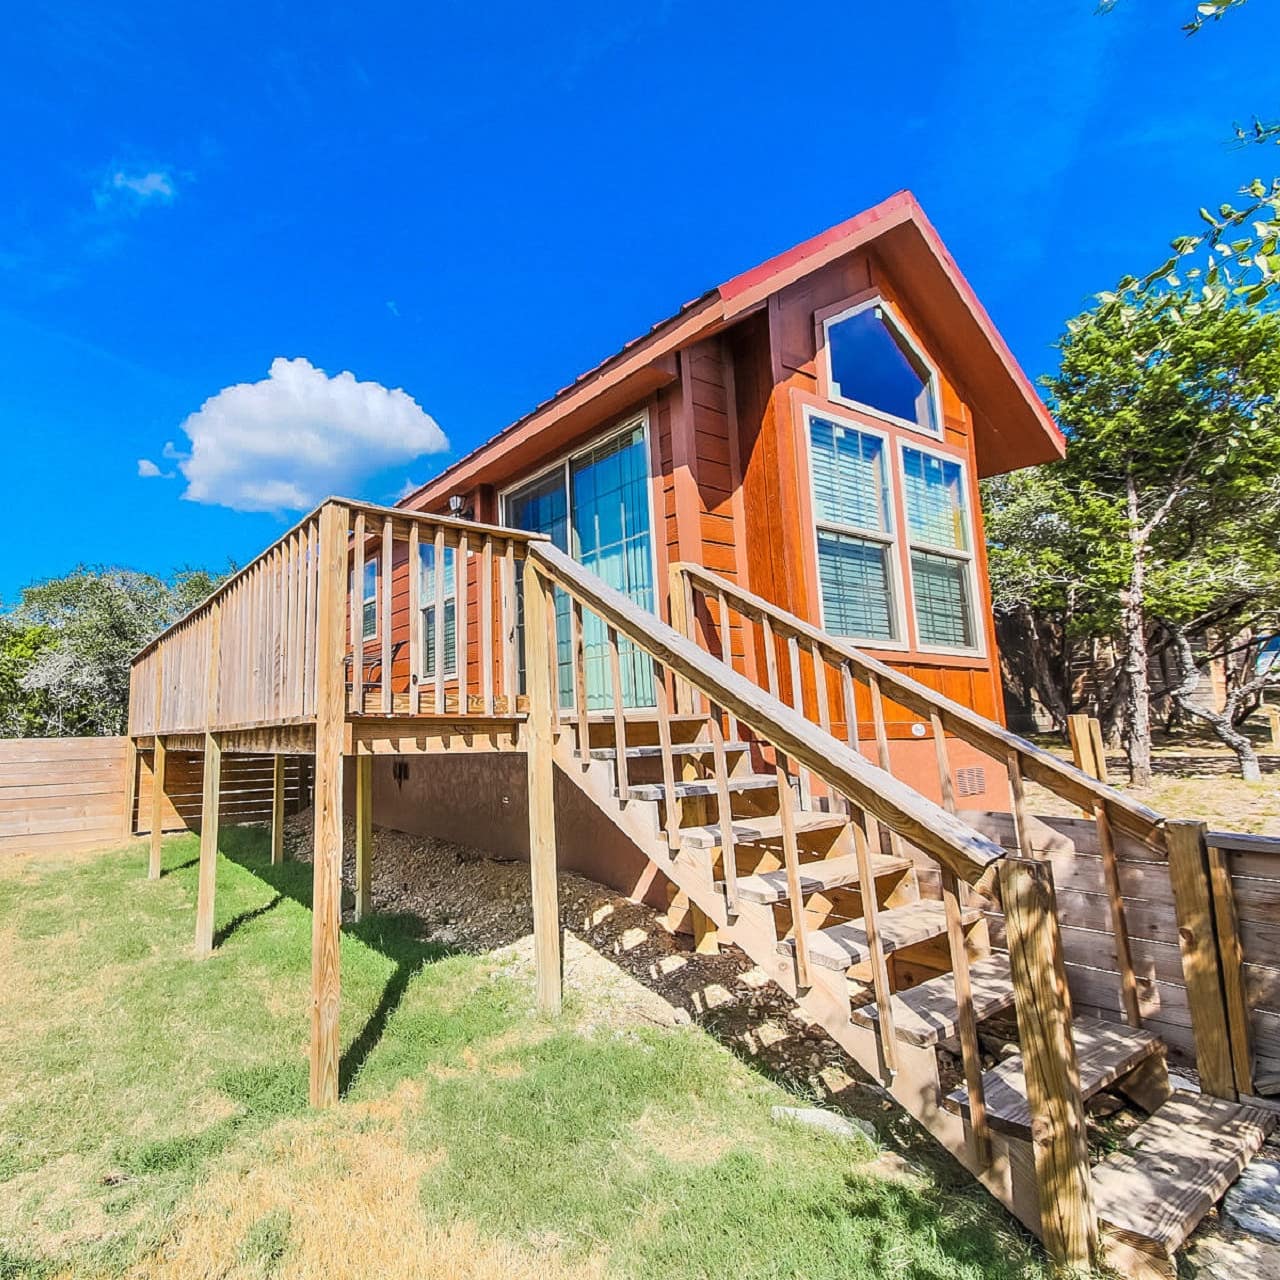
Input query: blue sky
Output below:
<box><xmin>1</xmin><ymin>0</ymin><xmax>1276</xmax><ymax>600</ymax></box>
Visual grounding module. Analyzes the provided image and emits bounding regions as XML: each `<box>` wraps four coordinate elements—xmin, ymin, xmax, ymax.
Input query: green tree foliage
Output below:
<box><xmin>1</xmin><ymin>566</ymin><xmax>226</xmax><ymax>738</ymax></box>
<box><xmin>987</xmin><ymin>296</ymin><xmax>1280</xmax><ymax>781</ymax></box>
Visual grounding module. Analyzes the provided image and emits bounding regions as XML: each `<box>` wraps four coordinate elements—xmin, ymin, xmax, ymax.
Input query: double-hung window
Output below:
<box><xmin>361</xmin><ymin>558</ymin><xmax>378</xmax><ymax>641</ymax></box>
<box><xmin>806</xmin><ymin>408</ymin><xmax>901</xmax><ymax>644</ymax></box>
<box><xmin>418</xmin><ymin>542</ymin><xmax>457</xmax><ymax>678</ymax></box>
<box><xmin>901</xmin><ymin>445</ymin><xmax>977</xmax><ymax>651</ymax></box>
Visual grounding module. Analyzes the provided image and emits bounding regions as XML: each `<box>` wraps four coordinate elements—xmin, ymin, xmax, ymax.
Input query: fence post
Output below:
<box><xmin>1001</xmin><ymin>857</ymin><xmax>1097</xmax><ymax>1271</ymax></box>
<box><xmin>524</xmin><ymin>554</ymin><xmax>562</xmax><ymax>1016</ymax></box>
<box><xmin>1168</xmin><ymin>819</ymin><xmax>1237</xmax><ymax>1099</ymax></box>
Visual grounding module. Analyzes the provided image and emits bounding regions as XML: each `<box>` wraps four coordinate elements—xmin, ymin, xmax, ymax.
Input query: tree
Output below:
<box><xmin>1041</xmin><ymin>297</ymin><xmax>1280</xmax><ymax>784</ymax></box>
<box><xmin>3</xmin><ymin>566</ymin><xmax>226</xmax><ymax>737</ymax></box>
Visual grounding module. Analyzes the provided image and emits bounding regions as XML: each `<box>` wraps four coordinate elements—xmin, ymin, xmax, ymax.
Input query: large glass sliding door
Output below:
<box><xmin>506</xmin><ymin>420</ymin><xmax>656</xmax><ymax>710</ymax></box>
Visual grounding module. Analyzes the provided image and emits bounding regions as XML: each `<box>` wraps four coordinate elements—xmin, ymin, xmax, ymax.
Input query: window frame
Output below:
<box><xmin>800</xmin><ymin>403</ymin><xmax>909</xmax><ymax>651</ymax></box>
<box><xmin>361</xmin><ymin>556</ymin><xmax>378</xmax><ymax>642</ymax></box>
<box><xmin>418</xmin><ymin>541</ymin><xmax>459</xmax><ymax>680</ymax></box>
<box><xmin>819</xmin><ymin>294</ymin><xmax>943</xmax><ymax>440</ymax></box>
<box><xmin>499</xmin><ymin>410</ymin><xmax>662</xmax><ymax>710</ymax></box>
<box><xmin>897</xmin><ymin>437</ymin><xmax>984</xmax><ymax>657</ymax></box>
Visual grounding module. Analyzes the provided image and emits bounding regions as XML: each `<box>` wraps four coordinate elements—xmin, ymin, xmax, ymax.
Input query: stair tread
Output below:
<box><xmin>849</xmin><ymin>954</ymin><xmax>1015</xmax><ymax>1046</ymax></box>
<box><xmin>681</xmin><ymin>811</ymin><xmax>847</xmax><ymax>849</ymax></box>
<box><xmin>1093</xmin><ymin>1091</ymin><xmax>1275</xmax><ymax>1254</ymax></box>
<box><xmin>944</xmin><ymin>1015</ymin><xmax>1164</xmax><ymax>1138</ymax></box>
<box><xmin>587</xmin><ymin>741</ymin><xmax>750</xmax><ymax>760</ymax></box>
<box><xmin>778</xmin><ymin>901</ymin><xmax>977</xmax><ymax>971</ymax></box>
<box><xmin>627</xmin><ymin>774</ymin><xmax>776</xmax><ymax>801</ymax></box>
<box><xmin>736</xmin><ymin>854</ymin><xmax>913</xmax><ymax>905</ymax></box>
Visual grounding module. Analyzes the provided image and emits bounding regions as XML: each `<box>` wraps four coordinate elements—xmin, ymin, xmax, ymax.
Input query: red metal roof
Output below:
<box><xmin>401</xmin><ymin>191</ymin><xmax>1063</xmax><ymax>509</ymax></box>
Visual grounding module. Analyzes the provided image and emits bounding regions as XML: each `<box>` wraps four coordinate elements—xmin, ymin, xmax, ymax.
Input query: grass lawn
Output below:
<box><xmin>0</xmin><ymin>828</ymin><xmax>1054</xmax><ymax>1280</ymax></box>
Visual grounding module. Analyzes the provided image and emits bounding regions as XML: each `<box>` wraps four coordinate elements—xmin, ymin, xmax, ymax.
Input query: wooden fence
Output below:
<box><xmin>0</xmin><ymin>737</ymin><xmax>130</xmax><ymax>855</ymax></box>
<box><xmin>0</xmin><ymin>736</ymin><xmax>305</xmax><ymax>856</ymax></box>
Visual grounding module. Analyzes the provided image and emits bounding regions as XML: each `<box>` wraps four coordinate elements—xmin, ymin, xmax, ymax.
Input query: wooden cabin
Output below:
<box><xmin>374</xmin><ymin>190</ymin><xmax>1064</xmax><ymax>891</ymax></box>
<box><xmin>127</xmin><ymin>192</ymin><xmax>1275</xmax><ymax>1279</ymax></box>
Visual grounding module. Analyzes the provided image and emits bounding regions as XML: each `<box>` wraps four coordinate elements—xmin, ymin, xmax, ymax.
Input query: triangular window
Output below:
<box><xmin>824</xmin><ymin>299</ymin><xmax>939</xmax><ymax>434</ymax></box>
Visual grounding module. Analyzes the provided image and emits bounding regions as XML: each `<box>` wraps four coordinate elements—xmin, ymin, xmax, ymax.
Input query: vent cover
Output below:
<box><xmin>955</xmin><ymin>766</ymin><xmax>986</xmax><ymax>798</ymax></box>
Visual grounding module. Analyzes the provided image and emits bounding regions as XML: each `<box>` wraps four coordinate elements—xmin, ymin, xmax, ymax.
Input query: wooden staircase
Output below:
<box><xmin>523</xmin><ymin>542</ymin><xmax>1275</xmax><ymax>1279</ymax></box>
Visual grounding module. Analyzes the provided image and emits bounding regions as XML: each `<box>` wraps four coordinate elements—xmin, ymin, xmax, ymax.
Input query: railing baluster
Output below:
<box><xmin>931</xmin><ymin>708</ymin><xmax>955</xmax><ymax>815</ymax></box>
<box><xmin>776</xmin><ymin>755</ymin><xmax>810</xmax><ymax>988</ymax></box>
<box><xmin>786</xmin><ymin>634</ymin><xmax>813</xmax><ymax>809</ymax></box>
<box><xmin>1006</xmin><ymin>749</ymin><xmax>1030</xmax><ymax>857</ymax></box>
<box><xmin>381</xmin><ymin>517</ymin><xmax>393</xmax><ymax>714</ymax></box>
<box><xmin>715</xmin><ymin>589</ymin><xmax>739</xmax><ymax>741</ymax></box>
<box><xmin>350</xmin><ymin>510</ymin><xmax>365</xmax><ymax>715</ymax></box>
<box><xmin>852</xmin><ymin>802</ymin><xmax>897</xmax><ymax>1079</ymax></box>
<box><xmin>502</xmin><ymin>540</ymin><xmax>517</xmax><ymax>713</ymax></box>
<box><xmin>761</xmin><ymin>613</ymin><xmax>780</xmax><ymax>699</ymax></box>
<box><xmin>942</xmin><ymin>864</ymin><xmax>989</xmax><ymax>1165</ymax></box>
<box><xmin>606</xmin><ymin>624</ymin><xmax>629</xmax><ymax>798</ymax></box>
<box><xmin>571</xmin><ymin>598</ymin><xmax>590</xmax><ymax>758</ymax></box>
<box><xmin>652</xmin><ymin>655</ymin><xmax>680</xmax><ymax>851</ymax></box>
<box><xmin>408</xmin><ymin>521</ymin><xmax>421</xmax><ymax>714</ymax></box>
<box><xmin>709</xmin><ymin>700</ymin><xmax>739</xmax><ymax>918</ymax></box>
<box><xmin>868</xmin><ymin>673</ymin><xmax>905</xmax><ymax>859</ymax></box>
<box><xmin>1096</xmin><ymin>799</ymin><xmax>1142</xmax><ymax>1026</ymax></box>
<box><xmin>481</xmin><ymin>537</ymin><xmax>495</xmax><ymax>715</ymax></box>
<box><xmin>457</xmin><ymin>532</ymin><xmax>470</xmax><ymax>715</ymax></box>
<box><xmin>433</xmin><ymin>526</ymin><xmax>446</xmax><ymax>714</ymax></box>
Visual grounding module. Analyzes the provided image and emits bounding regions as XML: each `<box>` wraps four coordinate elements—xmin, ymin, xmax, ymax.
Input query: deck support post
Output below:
<box><xmin>194</xmin><ymin>731</ymin><xmax>222</xmax><ymax>958</ymax></box>
<box><xmin>271</xmin><ymin>755</ymin><xmax>287</xmax><ymax>866</ymax></box>
<box><xmin>148</xmin><ymin>736</ymin><xmax>168</xmax><ymax>880</ymax></box>
<box><xmin>122</xmin><ymin>736</ymin><xmax>139</xmax><ymax>842</ymax></box>
<box><xmin>310</xmin><ymin>501</ymin><xmax>349</xmax><ymax>1108</ymax></box>
<box><xmin>524</xmin><ymin>554</ymin><xmax>562</xmax><ymax>1016</ymax></box>
<box><xmin>1001</xmin><ymin>857</ymin><xmax>1097</xmax><ymax>1272</ymax></box>
<box><xmin>354</xmin><ymin>755</ymin><xmax>373</xmax><ymax>921</ymax></box>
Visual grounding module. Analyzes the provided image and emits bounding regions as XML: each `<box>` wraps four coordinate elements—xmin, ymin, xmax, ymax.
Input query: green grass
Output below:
<box><xmin>0</xmin><ymin>830</ymin><xmax>1054</xmax><ymax>1280</ymax></box>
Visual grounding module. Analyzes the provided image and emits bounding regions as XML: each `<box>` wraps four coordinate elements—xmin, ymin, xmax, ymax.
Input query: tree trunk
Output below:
<box><xmin>1122</xmin><ymin>476</ymin><xmax>1154</xmax><ymax>788</ymax></box>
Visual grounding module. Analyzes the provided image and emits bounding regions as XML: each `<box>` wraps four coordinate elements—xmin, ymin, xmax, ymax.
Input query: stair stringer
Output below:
<box><xmin>553</xmin><ymin>740</ymin><xmax>1042</xmax><ymax>1236</ymax></box>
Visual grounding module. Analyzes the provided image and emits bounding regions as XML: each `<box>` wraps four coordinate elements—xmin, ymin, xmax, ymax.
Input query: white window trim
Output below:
<box><xmin>361</xmin><ymin>557</ymin><xmax>378</xmax><ymax>642</ymax></box>
<box><xmin>418</xmin><ymin>545</ymin><xmax>459</xmax><ymax>680</ymax></box>
<box><xmin>897</xmin><ymin>438</ymin><xmax>985</xmax><ymax>657</ymax></box>
<box><xmin>801</xmin><ymin>404</ymin><xmax>909</xmax><ymax>651</ymax></box>
<box><xmin>822</xmin><ymin>295</ymin><xmax>943</xmax><ymax>440</ymax></box>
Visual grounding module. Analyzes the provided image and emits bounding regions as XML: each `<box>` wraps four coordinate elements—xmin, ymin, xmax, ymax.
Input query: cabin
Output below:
<box><xmin>379</xmin><ymin>190</ymin><xmax>1064</xmax><ymax>893</ymax></box>
<box><xmin>126</xmin><ymin>191</ymin><xmax>1277</xmax><ymax>1279</ymax></box>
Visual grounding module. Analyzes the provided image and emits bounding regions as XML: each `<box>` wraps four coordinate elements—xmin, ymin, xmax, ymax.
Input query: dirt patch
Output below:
<box><xmin>130</xmin><ymin>1114</ymin><xmax>605</xmax><ymax>1280</ymax></box>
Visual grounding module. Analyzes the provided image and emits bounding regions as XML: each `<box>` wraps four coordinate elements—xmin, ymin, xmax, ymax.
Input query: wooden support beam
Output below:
<box><xmin>523</xmin><ymin>556</ymin><xmax>562</xmax><ymax>1016</ymax></box>
<box><xmin>355</xmin><ymin>755</ymin><xmax>373</xmax><ymax>922</ymax></box>
<box><xmin>1168</xmin><ymin>819</ymin><xmax>1236</xmax><ymax>1099</ymax></box>
<box><xmin>1000</xmin><ymin>857</ymin><xmax>1097</xmax><ymax>1272</ymax></box>
<box><xmin>311</xmin><ymin>502</ymin><xmax>349</xmax><ymax>1108</ymax></box>
<box><xmin>194</xmin><ymin>731</ymin><xmax>222</xmax><ymax>959</ymax></box>
<box><xmin>148</xmin><ymin>736</ymin><xmax>168</xmax><ymax>880</ymax></box>
<box><xmin>1207</xmin><ymin>838</ymin><xmax>1254</xmax><ymax>1096</ymax></box>
<box><xmin>271</xmin><ymin>754</ymin><xmax>287</xmax><ymax>867</ymax></box>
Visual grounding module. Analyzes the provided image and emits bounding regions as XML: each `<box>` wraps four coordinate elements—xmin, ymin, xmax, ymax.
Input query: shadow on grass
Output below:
<box><xmin>216</xmin><ymin>829</ymin><xmax>452</xmax><ymax>1098</ymax></box>
<box><xmin>159</xmin><ymin>854</ymin><xmax>200</xmax><ymax>878</ymax></box>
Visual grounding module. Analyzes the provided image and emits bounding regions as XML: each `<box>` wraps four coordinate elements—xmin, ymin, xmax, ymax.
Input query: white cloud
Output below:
<box><xmin>175</xmin><ymin>356</ymin><xmax>449</xmax><ymax>513</ymax></box>
<box><xmin>95</xmin><ymin>169</ymin><xmax>176</xmax><ymax>210</ymax></box>
<box><xmin>137</xmin><ymin>458</ymin><xmax>173</xmax><ymax>478</ymax></box>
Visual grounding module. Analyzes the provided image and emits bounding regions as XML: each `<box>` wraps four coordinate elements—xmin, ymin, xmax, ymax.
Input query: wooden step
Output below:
<box><xmin>849</xmin><ymin>954</ymin><xmax>1015</xmax><ymax>1046</ymax></box>
<box><xmin>736</xmin><ymin>854</ymin><xmax>912</xmax><ymax>905</ymax></box>
<box><xmin>681</xmin><ymin>811</ymin><xmax>847</xmax><ymax>850</ymax></box>
<box><xmin>943</xmin><ymin>1016</ymin><xmax>1165</xmax><ymax>1139</ymax></box>
<box><xmin>627</xmin><ymin>774</ymin><xmax>777</xmax><ymax>802</ymax></box>
<box><xmin>1093</xmin><ymin>1091</ymin><xmax>1275</xmax><ymax>1279</ymax></box>
<box><xmin>586</xmin><ymin>741</ymin><xmax>750</xmax><ymax>760</ymax></box>
<box><xmin>778</xmin><ymin>901</ymin><xmax>976</xmax><ymax>972</ymax></box>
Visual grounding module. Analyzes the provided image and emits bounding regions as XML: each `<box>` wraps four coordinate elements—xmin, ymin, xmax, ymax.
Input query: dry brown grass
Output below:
<box><xmin>128</xmin><ymin>1114</ymin><xmax>607</xmax><ymax>1280</ymax></box>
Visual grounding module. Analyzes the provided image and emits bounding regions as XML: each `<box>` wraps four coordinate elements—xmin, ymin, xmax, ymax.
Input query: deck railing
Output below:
<box><xmin>128</xmin><ymin>499</ymin><xmax>544</xmax><ymax>738</ymax></box>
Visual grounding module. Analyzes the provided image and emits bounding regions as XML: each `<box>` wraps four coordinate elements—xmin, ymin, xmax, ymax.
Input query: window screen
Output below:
<box><xmin>419</xmin><ymin>543</ymin><xmax>457</xmax><ymax>677</ymax></box>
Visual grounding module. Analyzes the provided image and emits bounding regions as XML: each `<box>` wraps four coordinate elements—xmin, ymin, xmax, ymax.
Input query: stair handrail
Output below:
<box><xmin>526</xmin><ymin>541</ymin><xmax>1005</xmax><ymax>886</ymax></box>
<box><xmin>671</xmin><ymin>561</ymin><xmax>1166</xmax><ymax>854</ymax></box>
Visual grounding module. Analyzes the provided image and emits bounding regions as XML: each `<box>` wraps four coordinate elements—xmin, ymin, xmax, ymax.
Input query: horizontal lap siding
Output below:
<box><xmin>0</xmin><ymin>737</ymin><xmax>127</xmax><ymax>854</ymax></box>
<box><xmin>1221</xmin><ymin>845</ymin><xmax>1280</xmax><ymax>1084</ymax></box>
